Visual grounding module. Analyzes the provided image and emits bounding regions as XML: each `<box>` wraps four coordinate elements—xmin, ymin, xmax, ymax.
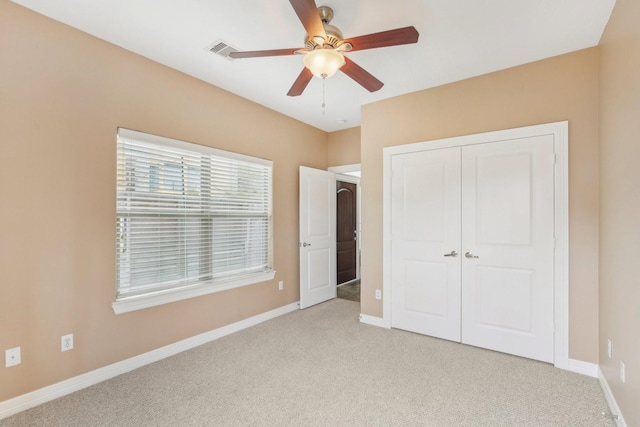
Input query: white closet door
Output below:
<box><xmin>460</xmin><ymin>136</ymin><xmax>555</xmax><ymax>362</ymax></box>
<box><xmin>390</xmin><ymin>148</ymin><xmax>462</xmax><ymax>341</ymax></box>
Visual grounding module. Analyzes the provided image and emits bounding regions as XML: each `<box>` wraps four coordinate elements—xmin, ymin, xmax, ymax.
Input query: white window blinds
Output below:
<box><xmin>116</xmin><ymin>128</ymin><xmax>273</xmax><ymax>300</ymax></box>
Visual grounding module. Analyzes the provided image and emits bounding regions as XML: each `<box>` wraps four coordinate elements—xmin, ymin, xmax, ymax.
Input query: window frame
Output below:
<box><xmin>113</xmin><ymin>128</ymin><xmax>275</xmax><ymax>315</ymax></box>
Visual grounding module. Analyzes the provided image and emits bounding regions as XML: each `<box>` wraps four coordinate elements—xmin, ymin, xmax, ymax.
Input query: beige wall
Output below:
<box><xmin>598</xmin><ymin>0</ymin><xmax>640</xmax><ymax>424</ymax></box>
<box><xmin>360</xmin><ymin>48</ymin><xmax>600</xmax><ymax>363</ymax></box>
<box><xmin>0</xmin><ymin>2</ymin><xmax>327</xmax><ymax>401</ymax></box>
<box><xmin>327</xmin><ymin>127</ymin><xmax>361</xmax><ymax>167</ymax></box>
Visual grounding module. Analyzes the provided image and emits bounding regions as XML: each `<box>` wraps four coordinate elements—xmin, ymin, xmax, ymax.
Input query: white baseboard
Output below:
<box><xmin>598</xmin><ymin>367</ymin><xmax>627</xmax><ymax>427</ymax></box>
<box><xmin>0</xmin><ymin>302</ymin><xmax>299</xmax><ymax>421</ymax></box>
<box><xmin>566</xmin><ymin>358</ymin><xmax>598</xmax><ymax>377</ymax></box>
<box><xmin>359</xmin><ymin>313</ymin><xmax>390</xmax><ymax>328</ymax></box>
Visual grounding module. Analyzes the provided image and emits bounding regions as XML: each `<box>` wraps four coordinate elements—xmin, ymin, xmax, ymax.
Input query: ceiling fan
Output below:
<box><xmin>229</xmin><ymin>0</ymin><xmax>419</xmax><ymax>97</ymax></box>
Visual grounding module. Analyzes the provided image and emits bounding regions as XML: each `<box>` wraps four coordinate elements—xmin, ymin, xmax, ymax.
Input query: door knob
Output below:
<box><xmin>443</xmin><ymin>250</ymin><xmax>458</xmax><ymax>257</ymax></box>
<box><xmin>465</xmin><ymin>252</ymin><xmax>479</xmax><ymax>259</ymax></box>
<box><xmin>301</xmin><ymin>242</ymin><xmax>311</xmax><ymax>247</ymax></box>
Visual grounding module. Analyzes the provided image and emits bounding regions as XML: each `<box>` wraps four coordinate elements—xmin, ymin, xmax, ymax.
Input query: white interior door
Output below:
<box><xmin>390</xmin><ymin>148</ymin><xmax>461</xmax><ymax>341</ymax></box>
<box><xmin>299</xmin><ymin>166</ymin><xmax>336</xmax><ymax>309</ymax></box>
<box><xmin>389</xmin><ymin>135</ymin><xmax>556</xmax><ymax>363</ymax></box>
<box><xmin>461</xmin><ymin>136</ymin><xmax>555</xmax><ymax>362</ymax></box>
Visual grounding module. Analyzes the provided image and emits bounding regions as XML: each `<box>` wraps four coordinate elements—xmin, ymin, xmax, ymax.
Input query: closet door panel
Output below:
<box><xmin>390</xmin><ymin>148</ymin><xmax>461</xmax><ymax>341</ymax></box>
<box><xmin>461</xmin><ymin>136</ymin><xmax>555</xmax><ymax>363</ymax></box>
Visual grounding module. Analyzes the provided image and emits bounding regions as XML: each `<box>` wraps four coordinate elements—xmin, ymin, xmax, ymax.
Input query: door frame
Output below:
<box><xmin>382</xmin><ymin>121</ymin><xmax>569</xmax><ymax>370</ymax></box>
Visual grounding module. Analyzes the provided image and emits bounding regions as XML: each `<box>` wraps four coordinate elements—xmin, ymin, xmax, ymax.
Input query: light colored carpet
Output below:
<box><xmin>2</xmin><ymin>299</ymin><xmax>614</xmax><ymax>426</ymax></box>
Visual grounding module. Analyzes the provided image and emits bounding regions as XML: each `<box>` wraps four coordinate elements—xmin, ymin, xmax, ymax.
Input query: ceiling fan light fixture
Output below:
<box><xmin>303</xmin><ymin>48</ymin><xmax>345</xmax><ymax>79</ymax></box>
<box><xmin>229</xmin><ymin>2</ymin><xmax>419</xmax><ymax>97</ymax></box>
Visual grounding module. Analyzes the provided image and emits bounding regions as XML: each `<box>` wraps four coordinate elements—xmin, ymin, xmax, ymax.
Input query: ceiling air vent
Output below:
<box><xmin>207</xmin><ymin>40</ymin><xmax>239</xmax><ymax>60</ymax></box>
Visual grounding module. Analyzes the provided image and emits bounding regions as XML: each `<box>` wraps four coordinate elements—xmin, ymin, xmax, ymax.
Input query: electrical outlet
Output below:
<box><xmin>278</xmin><ymin>281</ymin><xmax>283</xmax><ymax>291</ymax></box>
<box><xmin>61</xmin><ymin>334</ymin><xmax>74</xmax><ymax>352</ymax></box>
<box><xmin>5</xmin><ymin>347</ymin><xmax>21</xmax><ymax>368</ymax></box>
<box><xmin>608</xmin><ymin>339</ymin><xmax>612</xmax><ymax>359</ymax></box>
<box><xmin>375</xmin><ymin>289</ymin><xmax>382</xmax><ymax>300</ymax></box>
<box><xmin>620</xmin><ymin>360</ymin><xmax>626</xmax><ymax>383</ymax></box>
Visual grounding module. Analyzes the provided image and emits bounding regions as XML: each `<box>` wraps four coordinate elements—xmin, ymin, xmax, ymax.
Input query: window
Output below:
<box><xmin>114</xmin><ymin>128</ymin><xmax>274</xmax><ymax>314</ymax></box>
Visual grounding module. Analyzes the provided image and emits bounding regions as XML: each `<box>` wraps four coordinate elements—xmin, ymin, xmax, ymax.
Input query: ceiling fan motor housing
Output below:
<box><xmin>318</xmin><ymin>5</ymin><xmax>334</xmax><ymax>23</ymax></box>
<box><xmin>304</xmin><ymin>6</ymin><xmax>343</xmax><ymax>49</ymax></box>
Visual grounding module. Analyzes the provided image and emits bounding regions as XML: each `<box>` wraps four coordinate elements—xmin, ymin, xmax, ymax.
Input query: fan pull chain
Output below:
<box><xmin>322</xmin><ymin>77</ymin><xmax>326</xmax><ymax>115</ymax></box>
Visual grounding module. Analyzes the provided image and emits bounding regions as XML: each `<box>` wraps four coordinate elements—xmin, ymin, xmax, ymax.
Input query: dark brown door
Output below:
<box><xmin>336</xmin><ymin>180</ymin><xmax>357</xmax><ymax>285</ymax></box>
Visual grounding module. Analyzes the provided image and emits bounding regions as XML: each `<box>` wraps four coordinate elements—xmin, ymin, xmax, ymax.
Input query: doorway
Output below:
<box><xmin>330</xmin><ymin>165</ymin><xmax>361</xmax><ymax>303</ymax></box>
<box><xmin>337</xmin><ymin>180</ymin><xmax>357</xmax><ymax>285</ymax></box>
<box><xmin>299</xmin><ymin>165</ymin><xmax>362</xmax><ymax>308</ymax></box>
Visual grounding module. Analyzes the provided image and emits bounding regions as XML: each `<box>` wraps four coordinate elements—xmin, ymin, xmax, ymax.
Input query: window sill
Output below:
<box><xmin>112</xmin><ymin>270</ymin><xmax>276</xmax><ymax>315</ymax></box>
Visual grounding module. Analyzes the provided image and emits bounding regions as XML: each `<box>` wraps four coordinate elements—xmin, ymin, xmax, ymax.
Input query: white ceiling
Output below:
<box><xmin>11</xmin><ymin>0</ymin><xmax>615</xmax><ymax>132</ymax></box>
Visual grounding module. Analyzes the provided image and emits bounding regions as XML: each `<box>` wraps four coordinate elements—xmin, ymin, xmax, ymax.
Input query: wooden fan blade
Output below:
<box><xmin>229</xmin><ymin>48</ymin><xmax>301</xmax><ymax>59</ymax></box>
<box><xmin>340</xmin><ymin>57</ymin><xmax>384</xmax><ymax>92</ymax></box>
<box><xmin>287</xmin><ymin>67</ymin><xmax>314</xmax><ymax>97</ymax></box>
<box><xmin>342</xmin><ymin>26</ymin><xmax>419</xmax><ymax>52</ymax></box>
<box><xmin>289</xmin><ymin>0</ymin><xmax>326</xmax><ymax>40</ymax></box>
